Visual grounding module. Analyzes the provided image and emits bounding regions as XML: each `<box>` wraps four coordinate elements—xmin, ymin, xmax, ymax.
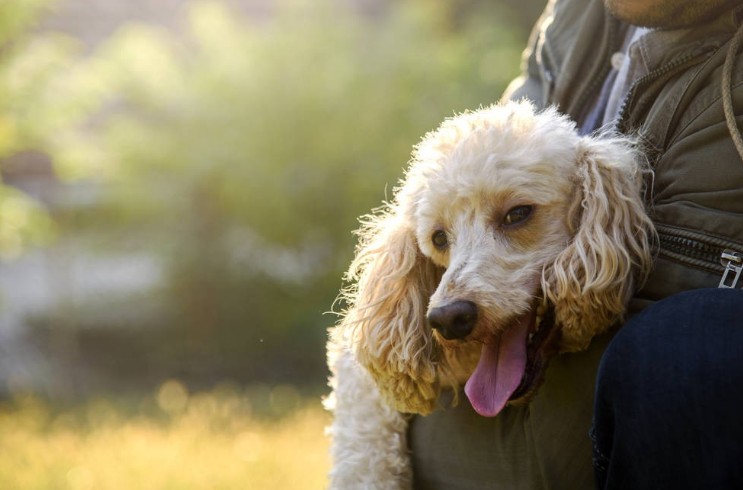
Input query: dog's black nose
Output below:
<box><xmin>428</xmin><ymin>300</ymin><xmax>478</xmax><ymax>340</ymax></box>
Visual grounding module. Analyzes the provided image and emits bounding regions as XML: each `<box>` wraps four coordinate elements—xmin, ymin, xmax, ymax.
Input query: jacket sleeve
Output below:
<box><xmin>501</xmin><ymin>0</ymin><xmax>556</xmax><ymax>106</ymax></box>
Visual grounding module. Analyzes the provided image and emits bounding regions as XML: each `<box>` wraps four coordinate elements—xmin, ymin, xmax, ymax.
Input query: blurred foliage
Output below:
<box><xmin>0</xmin><ymin>185</ymin><xmax>51</xmax><ymax>256</ymax></box>
<box><xmin>0</xmin><ymin>0</ymin><xmax>59</xmax><ymax>258</ymax></box>
<box><xmin>6</xmin><ymin>0</ymin><xmax>534</xmax><ymax>393</ymax></box>
<box><xmin>0</xmin><ymin>0</ymin><xmax>112</xmax><ymax>258</ymax></box>
<box><xmin>0</xmin><ymin>385</ymin><xmax>330</xmax><ymax>488</ymax></box>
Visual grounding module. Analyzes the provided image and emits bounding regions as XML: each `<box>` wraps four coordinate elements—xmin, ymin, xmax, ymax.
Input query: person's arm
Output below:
<box><xmin>501</xmin><ymin>0</ymin><xmax>556</xmax><ymax>105</ymax></box>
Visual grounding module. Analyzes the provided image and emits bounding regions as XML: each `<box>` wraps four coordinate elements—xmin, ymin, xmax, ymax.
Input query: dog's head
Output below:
<box><xmin>339</xmin><ymin>101</ymin><xmax>654</xmax><ymax>416</ymax></box>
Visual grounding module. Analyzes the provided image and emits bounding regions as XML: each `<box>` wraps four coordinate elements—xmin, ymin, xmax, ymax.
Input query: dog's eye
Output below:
<box><xmin>432</xmin><ymin>230</ymin><xmax>448</xmax><ymax>250</ymax></box>
<box><xmin>503</xmin><ymin>205</ymin><xmax>533</xmax><ymax>226</ymax></box>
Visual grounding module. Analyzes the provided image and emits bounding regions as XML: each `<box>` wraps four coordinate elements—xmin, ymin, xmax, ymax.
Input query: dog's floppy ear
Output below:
<box><xmin>339</xmin><ymin>206</ymin><xmax>443</xmax><ymax>414</ymax></box>
<box><xmin>543</xmin><ymin>135</ymin><xmax>654</xmax><ymax>352</ymax></box>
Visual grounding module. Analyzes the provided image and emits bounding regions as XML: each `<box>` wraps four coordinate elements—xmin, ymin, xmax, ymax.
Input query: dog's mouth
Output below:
<box><xmin>464</xmin><ymin>303</ymin><xmax>559</xmax><ymax>417</ymax></box>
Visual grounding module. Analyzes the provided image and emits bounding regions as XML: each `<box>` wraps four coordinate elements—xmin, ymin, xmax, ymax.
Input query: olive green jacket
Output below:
<box><xmin>409</xmin><ymin>1</ymin><xmax>743</xmax><ymax>489</ymax></box>
<box><xmin>506</xmin><ymin>0</ymin><xmax>743</xmax><ymax>304</ymax></box>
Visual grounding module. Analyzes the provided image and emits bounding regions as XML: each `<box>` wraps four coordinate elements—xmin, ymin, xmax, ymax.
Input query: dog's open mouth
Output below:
<box><xmin>464</xmin><ymin>304</ymin><xmax>559</xmax><ymax>417</ymax></box>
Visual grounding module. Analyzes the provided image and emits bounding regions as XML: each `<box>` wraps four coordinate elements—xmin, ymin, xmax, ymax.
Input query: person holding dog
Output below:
<box><xmin>409</xmin><ymin>0</ymin><xmax>743</xmax><ymax>488</ymax></box>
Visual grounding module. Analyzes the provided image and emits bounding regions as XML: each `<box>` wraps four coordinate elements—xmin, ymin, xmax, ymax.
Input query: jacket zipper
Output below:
<box><xmin>657</xmin><ymin>224</ymin><xmax>743</xmax><ymax>288</ymax></box>
<box><xmin>720</xmin><ymin>250</ymin><xmax>743</xmax><ymax>288</ymax></box>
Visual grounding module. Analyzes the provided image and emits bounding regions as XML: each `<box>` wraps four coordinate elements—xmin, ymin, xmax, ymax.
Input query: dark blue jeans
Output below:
<box><xmin>592</xmin><ymin>288</ymin><xmax>743</xmax><ymax>489</ymax></box>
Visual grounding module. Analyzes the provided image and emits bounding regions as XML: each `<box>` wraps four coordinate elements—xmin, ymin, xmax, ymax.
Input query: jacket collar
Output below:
<box><xmin>635</xmin><ymin>5</ymin><xmax>743</xmax><ymax>74</ymax></box>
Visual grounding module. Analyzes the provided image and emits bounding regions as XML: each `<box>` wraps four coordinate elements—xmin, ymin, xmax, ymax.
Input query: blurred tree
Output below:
<box><xmin>25</xmin><ymin>0</ymin><xmax>536</xmax><ymax>392</ymax></box>
<box><xmin>0</xmin><ymin>0</ymin><xmax>113</xmax><ymax>259</ymax></box>
<box><xmin>0</xmin><ymin>0</ymin><xmax>58</xmax><ymax>259</ymax></box>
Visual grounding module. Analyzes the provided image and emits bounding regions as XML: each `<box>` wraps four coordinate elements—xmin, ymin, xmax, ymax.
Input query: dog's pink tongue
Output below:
<box><xmin>464</xmin><ymin>316</ymin><xmax>530</xmax><ymax>417</ymax></box>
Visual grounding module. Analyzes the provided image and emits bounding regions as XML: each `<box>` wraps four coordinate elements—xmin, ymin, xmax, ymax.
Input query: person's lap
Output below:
<box><xmin>409</xmin><ymin>321</ymin><xmax>612</xmax><ymax>490</ymax></box>
<box><xmin>410</xmin><ymin>288</ymin><xmax>743</xmax><ymax>489</ymax></box>
<box><xmin>592</xmin><ymin>287</ymin><xmax>743</xmax><ymax>489</ymax></box>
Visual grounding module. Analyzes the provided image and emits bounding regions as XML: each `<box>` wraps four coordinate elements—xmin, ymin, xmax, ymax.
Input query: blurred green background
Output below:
<box><xmin>0</xmin><ymin>0</ymin><xmax>542</xmax><ymax>486</ymax></box>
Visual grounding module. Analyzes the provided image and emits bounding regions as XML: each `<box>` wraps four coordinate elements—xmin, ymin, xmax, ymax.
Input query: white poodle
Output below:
<box><xmin>325</xmin><ymin>101</ymin><xmax>654</xmax><ymax>489</ymax></box>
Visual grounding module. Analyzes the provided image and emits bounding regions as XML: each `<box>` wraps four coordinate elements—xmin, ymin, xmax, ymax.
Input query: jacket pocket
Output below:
<box><xmin>656</xmin><ymin>223</ymin><xmax>743</xmax><ymax>288</ymax></box>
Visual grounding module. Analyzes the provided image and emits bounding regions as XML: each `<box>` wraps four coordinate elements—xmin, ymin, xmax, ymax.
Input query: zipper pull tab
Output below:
<box><xmin>719</xmin><ymin>249</ymin><xmax>743</xmax><ymax>288</ymax></box>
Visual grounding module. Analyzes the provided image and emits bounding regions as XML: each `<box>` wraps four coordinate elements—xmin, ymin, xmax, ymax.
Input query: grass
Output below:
<box><xmin>0</xmin><ymin>382</ymin><xmax>330</xmax><ymax>489</ymax></box>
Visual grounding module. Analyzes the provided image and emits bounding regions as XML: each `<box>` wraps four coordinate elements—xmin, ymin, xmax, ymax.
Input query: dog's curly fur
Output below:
<box><xmin>325</xmin><ymin>101</ymin><xmax>654</xmax><ymax>489</ymax></box>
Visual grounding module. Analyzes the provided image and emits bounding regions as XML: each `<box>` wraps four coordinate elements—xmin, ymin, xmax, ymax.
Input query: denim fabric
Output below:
<box><xmin>592</xmin><ymin>288</ymin><xmax>743</xmax><ymax>489</ymax></box>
